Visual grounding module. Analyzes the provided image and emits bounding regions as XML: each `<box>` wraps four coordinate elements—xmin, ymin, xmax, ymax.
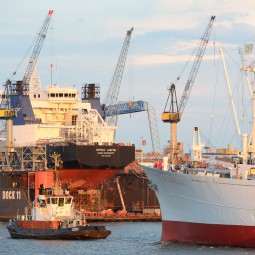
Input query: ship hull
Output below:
<box><xmin>7</xmin><ymin>220</ymin><xmax>111</xmax><ymax>240</ymax></box>
<box><xmin>47</xmin><ymin>143</ymin><xmax>135</xmax><ymax>190</ymax></box>
<box><xmin>58</xmin><ymin>168</ymin><xmax>120</xmax><ymax>189</ymax></box>
<box><xmin>162</xmin><ymin>220</ymin><xmax>255</xmax><ymax>247</ymax></box>
<box><xmin>141</xmin><ymin>165</ymin><xmax>255</xmax><ymax>247</ymax></box>
<box><xmin>47</xmin><ymin>143</ymin><xmax>135</xmax><ymax>169</ymax></box>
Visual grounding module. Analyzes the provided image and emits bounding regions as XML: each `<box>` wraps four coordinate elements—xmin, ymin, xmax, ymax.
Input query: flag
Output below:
<box><xmin>142</xmin><ymin>139</ymin><xmax>146</xmax><ymax>146</ymax></box>
<box><xmin>244</xmin><ymin>43</ymin><xmax>253</xmax><ymax>55</ymax></box>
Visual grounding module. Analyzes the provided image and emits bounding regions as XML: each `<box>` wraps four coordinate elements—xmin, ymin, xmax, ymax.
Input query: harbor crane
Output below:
<box><xmin>162</xmin><ymin>16</ymin><xmax>215</xmax><ymax>163</ymax></box>
<box><xmin>103</xmin><ymin>27</ymin><xmax>133</xmax><ymax>127</ymax></box>
<box><xmin>102</xmin><ymin>28</ymin><xmax>161</xmax><ymax>153</ymax></box>
<box><xmin>0</xmin><ymin>10</ymin><xmax>53</xmax><ymax>167</ymax></box>
<box><xmin>5</xmin><ymin>10</ymin><xmax>53</xmax><ymax>126</ymax></box>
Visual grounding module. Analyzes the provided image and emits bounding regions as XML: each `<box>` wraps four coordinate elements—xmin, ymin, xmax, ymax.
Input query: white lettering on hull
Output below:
<box><xmin>96</xmin><ymin>148</ymin><xmax>116</xmax><ymax>156</ymax></box>
<box><xmin>2</xmin><ymin>191</ymin><xmax>21</xmax><ymax>199</ymax></box>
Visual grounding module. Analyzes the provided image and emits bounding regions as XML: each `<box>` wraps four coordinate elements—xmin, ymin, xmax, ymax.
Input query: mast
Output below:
<box><xmin>240</xmin><ymin>66</ymin><xmax>255</xmax><ymax>161</ymax></box>
<box><xmin>219</xmin><ymin>45</ymin><xmax>241</xmax><ymax>136</ymax></box>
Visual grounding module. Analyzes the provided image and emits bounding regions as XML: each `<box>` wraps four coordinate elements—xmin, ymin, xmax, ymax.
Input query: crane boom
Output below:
<box><xmin>103</xmin><ymin>27</ymin><xmax>133</xmax><ymax>126</ymax></box>
<box><xmin>20</xmin><ymin>10</ymin><xmax>53</xmax><ymax>95</ymax></box>
<box><xmin>4</xmin><ymin>10</ymin><xmax>53</xmax><ymax>125</ymax></box>
<box><xmin>178</xmin><ymin>15</ymin><xmax>215</xmax><ymax>114</ymax></box>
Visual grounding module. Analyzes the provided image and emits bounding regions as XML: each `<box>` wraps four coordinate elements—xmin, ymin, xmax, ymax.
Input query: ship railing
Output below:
<box><xmin>72</xmin><ymin>209</ymin><xmax>87</xmax><ymax>225</ymax></box>
<box><xmin>16</xmin><ymin>200</ymin><xmax>35</xmax><ymax>221</ymax></box>
<box><xmin>16</xmin><ymin>214</ymin><xmax>33</xmax><ymax>221</ymax></box>
<box><xmin>73</xmin><ymin>208</ymin><xmax>85</xmax><ymax>219</ymax></box>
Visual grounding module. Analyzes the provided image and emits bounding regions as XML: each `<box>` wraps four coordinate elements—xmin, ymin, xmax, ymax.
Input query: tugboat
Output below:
<box><xmin>6</xmin><ymin>178</ymin><xmax>111</xmax><ymax>240</ymax></box>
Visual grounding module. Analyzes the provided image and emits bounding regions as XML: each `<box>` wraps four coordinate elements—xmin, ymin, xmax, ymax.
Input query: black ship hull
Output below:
<box><xmin>46</xmin><ymin>143</ymin><xmax>135</xmax><ymax>169</ymax></box>
<box><xmin>7</xmin><ymin>220</ymin><xmax>111</xmax><ymax>240</ymax></box>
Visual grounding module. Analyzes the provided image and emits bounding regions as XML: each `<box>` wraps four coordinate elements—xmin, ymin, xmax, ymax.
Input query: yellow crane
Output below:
<box><xmin>162</xmin><ymin>16</ymin><xmax>215</xmax><ymax>164</ymax></box>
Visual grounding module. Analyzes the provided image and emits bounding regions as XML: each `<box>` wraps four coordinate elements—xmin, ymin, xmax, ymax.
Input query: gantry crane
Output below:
<box><xmin>162</xmin><ymin>16</ymin><xmax>215</xmax><ymax>163</ymax></box>
<box><xmin>103</xmin><ymin>27</ymin><xmax>133</xmax><ymax>127</ymax></box>
<box><xmin>104</xmin><ymin>100</ymin><xmax>161</xmax><ymax>154</ymax></box>
<box><xmin>0</xmin><ymin>10</ymin><xmax>53</xmax><ymax>167</ymax></box>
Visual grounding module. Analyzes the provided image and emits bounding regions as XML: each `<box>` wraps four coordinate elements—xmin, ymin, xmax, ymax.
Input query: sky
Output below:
<box><xmin>1</xmin><ymin>0</ymin><xmax>255</xmax><ymax>154</ymax></box>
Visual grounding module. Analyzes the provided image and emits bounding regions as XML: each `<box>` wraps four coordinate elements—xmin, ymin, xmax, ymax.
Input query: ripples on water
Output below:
<box><xmin>0</xmin><ymin>221</ymin><xmax>254</xmax><ymax>255</ymax></box>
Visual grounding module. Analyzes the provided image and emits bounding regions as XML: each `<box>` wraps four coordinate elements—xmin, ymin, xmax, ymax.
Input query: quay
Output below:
<box><xmin>84</xmin><ymin>212</ymin><xmax>162</xmax><ymax>222</ymax></box>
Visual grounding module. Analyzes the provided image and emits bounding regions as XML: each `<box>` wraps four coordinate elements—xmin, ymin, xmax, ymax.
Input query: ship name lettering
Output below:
<box><xmin>106</xmin><ymin>149</ymin><xmax>116</xmax><ymax>152</ymax></box>
<box><xmin>96</xmin><ymin>149</ymin><xmax>105</xmax><ymax>152</ymax></box>
<box><xmin>2</xmin><ymin>191</ymin><xmax>21</xmax><ymax>200</ymax></box>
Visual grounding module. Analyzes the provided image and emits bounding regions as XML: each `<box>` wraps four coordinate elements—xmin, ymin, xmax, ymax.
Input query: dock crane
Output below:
<box><xmin>102</xmin><ymin>28</ymin><xmax>161</xmax><ymax>153</ymax></box>
<box><xmin>6</xmin><ymin>10</ymin><xmax>53</xmax><ymax>126</ymax></box>
<box><xmin>162</xmin><ymin>16</ymin><xmax>215</xmax><ymax>164</ymax></box>
<box><xmin>103</xmin><ymin>27</ymin><xmax>133</xmax><ymax>127</ymax></box>
<box><xmin>0</xmin><ymin>10</ymin><xmax>53</xmax><ymax>168</ymax></box>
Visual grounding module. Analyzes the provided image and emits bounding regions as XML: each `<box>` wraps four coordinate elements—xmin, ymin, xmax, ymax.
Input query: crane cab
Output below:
<box><xmin>0</xmin><ymin>108</ymin><xmax>18</xmax><ymax>119</ymax></box>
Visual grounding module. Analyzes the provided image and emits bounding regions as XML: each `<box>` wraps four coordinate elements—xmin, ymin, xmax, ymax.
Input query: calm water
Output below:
<box><xmin>0</xmin><ymin>221</ymin><xmax>254</xmax><ymax>255</ymax></box>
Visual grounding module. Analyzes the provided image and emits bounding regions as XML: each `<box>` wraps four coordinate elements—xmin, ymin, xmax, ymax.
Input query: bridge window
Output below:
<box><xmin>51</xmin><ymin>198</ymin><xmax>58</xmax><ymax>204</ymax></box>
<box><xmin>58</xmin><ymin>198</ymin><xmax>64</xmax><ymax>207</ymax></box>
<box><xmin>37</xmin><ymin>198</ymin><xmax>46</xmax><ymax>207</ymax></box>
<box><xmin>65</xmin><ymin>197</ymin><xmax>72</xmax><ymax>204</ymax></box>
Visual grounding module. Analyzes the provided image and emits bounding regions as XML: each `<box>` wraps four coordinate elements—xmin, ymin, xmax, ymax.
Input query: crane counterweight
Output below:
<box><xmin>161</xmin><ymin>112</ymin><xmax>181</xmax><ymax>123</ymax></box>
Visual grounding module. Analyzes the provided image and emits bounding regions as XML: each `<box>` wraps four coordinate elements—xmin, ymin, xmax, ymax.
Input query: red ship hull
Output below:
<box><xmin>58</xmin><ymin>168</ymin><xmax>120</xmax><ymax>189</ymax></box>
<box><xmin>162</xmin><ymin>220</ymin><xmax>255</xmax><ymax>248</ymax></box>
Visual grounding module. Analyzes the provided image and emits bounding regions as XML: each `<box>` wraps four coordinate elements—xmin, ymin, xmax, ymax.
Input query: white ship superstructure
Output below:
<box><xmin>13</xmin><ymin>83</ymin><xmax>115</xmax><ymax>147</ymax></box>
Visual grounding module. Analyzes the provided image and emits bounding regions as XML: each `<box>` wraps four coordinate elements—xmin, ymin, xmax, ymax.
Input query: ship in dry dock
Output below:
<box><xmin>0</xmin><ymin>10</ymin><xmax>159</xmax><ymax>220</ymax></box>
<box><xmin>0</xmin><ymin>80</ymin><xmax>159</xmax><ymax>219</ymax></box>
<box><xmin>12</xmin><ymin>81</ymin><xmax>135</xmax><ymax>188</ymax></box>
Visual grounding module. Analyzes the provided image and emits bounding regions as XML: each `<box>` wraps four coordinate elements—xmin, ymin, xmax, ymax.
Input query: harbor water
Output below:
<box><xmin>0</xmin><ymin>221</ymin><xmax>254</xmax><ymax>255</ymax></box>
